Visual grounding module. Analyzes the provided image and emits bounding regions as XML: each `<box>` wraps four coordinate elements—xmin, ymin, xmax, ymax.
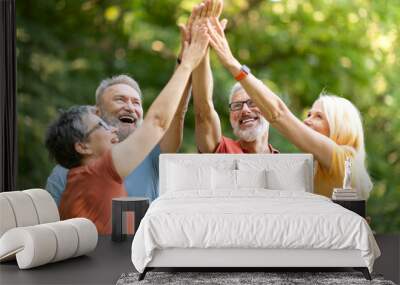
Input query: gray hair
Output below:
<box><xmin>45</xmin><ymin>105</ymin><xmax>92</xmax><ymax>169</ymax></box>
<box><xmin>229</xmin><ymin>82</ymin><xmax>245</xmax><ymax>103</ymax></box>
<box><xmin>95</xmin><ymin>74</ymin><xmax>142</xmax><ymax>105</ymax></box>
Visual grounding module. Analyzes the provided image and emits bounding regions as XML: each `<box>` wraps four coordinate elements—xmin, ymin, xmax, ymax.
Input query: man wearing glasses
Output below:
<box><xmin>45</xmin><ymin>75</ymin><xmax>189</xmax><ymax>206</ymax></box>
<box><xmin>194</xmin><ymin>80</ymin><xmax>278</xmax><ymax>154</ymax></box>
<box><xmin>44</xmin><ymin>24</ymin><xmax>210</xmax><ymax>233</ymax></box>
<box><xmin>190</xmin><ymin>0</ymin><xmax>278</xmax><ymax>154</ymax></box>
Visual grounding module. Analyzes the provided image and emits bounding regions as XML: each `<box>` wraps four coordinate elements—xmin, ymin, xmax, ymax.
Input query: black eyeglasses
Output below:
<box><xmin>85</xmin><ymin>120</ymin><xmax>111</xmax><ymax>138</ymax></box>
<box><xmin>229</xmin><ymin>99</ymin><xmax>257</xmax><ymax>111</ymax></box>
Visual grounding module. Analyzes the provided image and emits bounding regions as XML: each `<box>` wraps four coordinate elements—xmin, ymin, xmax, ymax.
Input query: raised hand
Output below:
<box><xmin>177</xmin><ymin>3</ymin><xmax>203</xmax><ymax>61</ymax></box>
<box><xmin>180</xmin><ymin>23</ymin><xmax>210</xmax><ymax>70</ymax></box>
<box><xmin>214</xmin><ymin>0</ymin><xmax>223</xmax><ymax>17</ymax></box>
<box><xmin>206</xmin><ymin>17</ymin><xmax>237</xmax><ymax>68</ymax></box>
<box><xmin>198</xmin><ymin>0</ymin><xmax>223</xmax><ymax>18</ymax></box>
<box><xmin>177</xmin><ymin>0</ymin><xmax>226</xmax><ymax>65</ymax></box>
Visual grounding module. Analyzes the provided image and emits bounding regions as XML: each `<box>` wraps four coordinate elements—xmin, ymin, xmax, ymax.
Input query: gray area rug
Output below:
<box><xmin>116</xmin><ymin>271</ymin><xmax>395</xmax><ymax>285</ymax></box>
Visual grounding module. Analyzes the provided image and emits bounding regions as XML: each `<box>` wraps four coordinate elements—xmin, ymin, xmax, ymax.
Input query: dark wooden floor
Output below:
<box><xmin>374</xmin><ymin>234</ymin><xmax>400</xmax><ymax>284</ymax></box>
<box><xmin>0</xmin><ymin>234</ymin><xmax>398</xmax><ymax>285</ymax></box>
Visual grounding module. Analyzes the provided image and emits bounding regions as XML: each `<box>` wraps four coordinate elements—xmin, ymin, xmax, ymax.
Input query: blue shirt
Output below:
<box><xmin>46</xmin><ymin>145</ymin><xmax>160</xmax><ymax>206</ymax></box>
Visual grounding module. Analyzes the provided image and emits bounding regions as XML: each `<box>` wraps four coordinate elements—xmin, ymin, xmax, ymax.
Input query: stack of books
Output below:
<box><xmin>332</xmin><ymin>188</ymin><xmax>359</xmax><ymax>200</ymax></box>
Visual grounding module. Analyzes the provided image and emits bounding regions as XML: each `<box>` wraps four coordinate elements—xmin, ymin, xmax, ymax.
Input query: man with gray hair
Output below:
<box><xmin>193</xmin><ymin>79</ymin><xmax>278</xmax><ymax>154</ymax></box>
<box><xmin>46</xmin><ymin>73</ymin><xmax>190</xmax><ymax>205</ymax></box>
<box><xmin>189</xmin><ymin>0</ymin><xmax>277</xmax><ymax>154</ymax></box>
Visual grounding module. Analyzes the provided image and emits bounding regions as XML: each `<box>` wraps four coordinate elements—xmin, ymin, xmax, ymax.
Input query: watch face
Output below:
<box><xmin>242</xmin><ymin>65</ymin><xmax>250</xmax><ymax>74</ymax></box>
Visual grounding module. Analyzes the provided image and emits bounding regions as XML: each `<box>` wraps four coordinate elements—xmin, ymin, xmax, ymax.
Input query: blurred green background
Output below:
<box><xmin>16</xmin><ymin>0</ymin><xmax>399</xmax><ymax>233</ymax></box>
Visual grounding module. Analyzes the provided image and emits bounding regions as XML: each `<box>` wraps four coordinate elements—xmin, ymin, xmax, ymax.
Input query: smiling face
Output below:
<box><xmin>229</xmin><ymin>89</ymin><xmax>268</xmax><ymax>142</ymax></box>
<box><xmin>303</xmin><ymin>99</ymin><xmax>330</xmax><ymax>137</ymax></box>
<box><xmin>80</xmin><ymin>113</ymin><xmax>119</xmax><ymax>158</ymax></box>
<box><xmin>97</xmin><ymin>83</ymin><xmax>143</xmax><ymax>141</ymax></box>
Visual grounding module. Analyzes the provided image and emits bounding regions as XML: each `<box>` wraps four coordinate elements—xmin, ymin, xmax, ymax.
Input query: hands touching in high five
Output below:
<box><xmin>178</xmin><ymin>0</ymin><xmax>226</xmax><ymax>63</ymax></box>
<box><xmin>179</xmin><ymin>22</ymin><xmax>210</xmax><ymax>70</ymax></box>
<box><xmin>206</xmin><ymin>17</ymin><xmax>242</xmax><ymax>75</ymax></box>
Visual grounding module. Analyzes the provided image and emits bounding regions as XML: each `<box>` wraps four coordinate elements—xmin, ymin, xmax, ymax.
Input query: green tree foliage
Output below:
<box><xmin>16</xmin><ymin>0</ymin><xmax>400</xmax><ymax>233</ymax></box>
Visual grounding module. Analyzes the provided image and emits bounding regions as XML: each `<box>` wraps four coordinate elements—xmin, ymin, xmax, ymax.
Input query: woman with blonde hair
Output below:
<box><xmin>305</xmin><ymin>94</ymin><xmax>372</xmax><ymax>198</ymax></box>
<box><xmin>206</xmin><ymin>17</ymin><xmax>373</xmax><ymax>199</ymax></box>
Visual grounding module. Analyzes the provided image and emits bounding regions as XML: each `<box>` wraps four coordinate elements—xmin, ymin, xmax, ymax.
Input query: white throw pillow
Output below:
<box><xmin>237</xmin><ymin>159</ymin><xmax>308</xmax><ymax>192</ymax></box>
<box><xmin>236</xmin><ymin>169</ymin><xmax>268</xmax><ymax>189</ymax></box>
<box><xmin>212</xmin><ymin>168</ymin><xmax>237</xmax><ymax>190</ymax></box>
<box><xmin>167</xmin><ymin>163</ymin><xmax>212</xmax><ymax>191</ymax></box>
<box><xmin>266</xmin><ymin>168</ymin><xmax>307</xmax><ymax>191</ymax></box>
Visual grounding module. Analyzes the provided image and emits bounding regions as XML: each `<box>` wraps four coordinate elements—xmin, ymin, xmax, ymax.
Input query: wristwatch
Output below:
<box><xmin>234</xmin><ymin>65</ymin><xmax>250</xmax><ymax>81</ymax></box>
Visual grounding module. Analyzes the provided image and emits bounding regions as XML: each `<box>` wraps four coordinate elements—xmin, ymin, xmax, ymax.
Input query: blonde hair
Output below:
<box><xmin>318</xmin><ymin>93</ymin><xmax>373</xmax><ymax>199</ymax></box>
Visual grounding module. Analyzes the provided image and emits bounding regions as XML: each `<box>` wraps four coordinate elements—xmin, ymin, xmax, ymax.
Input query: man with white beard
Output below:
<box><xmin>191</xmin><ymin>0</ymin><xmax>278</xmax><ymax>154</ymax></box>
<box><xmin>194</xmin><ymin>81</ymin><xmax>278</xmax><ymax>154</ymax></box>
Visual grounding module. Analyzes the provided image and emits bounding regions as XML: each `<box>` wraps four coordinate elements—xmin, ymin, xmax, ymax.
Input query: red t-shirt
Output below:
<box><xmin>215</xmin><ymin>136</ymin><xmax>279</xmax><ymax>154</ymax></box>
<box><xmin>59</xmin><ymin>151</ymin><xmax>128</xmax><ymax>234</ymax></box>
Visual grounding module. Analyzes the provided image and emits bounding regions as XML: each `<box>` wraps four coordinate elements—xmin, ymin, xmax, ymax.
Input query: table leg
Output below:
<box><xmin>112</xmin><ymin>201</ymin><xmax>123</xmax><ymax>242</ymax></box>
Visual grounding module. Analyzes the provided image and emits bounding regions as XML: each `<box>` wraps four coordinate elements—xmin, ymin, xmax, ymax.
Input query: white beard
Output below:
<box><xmin>233</xmin><ymin>116</ymin><xmax>269</xmax><ymax>142</ymax></box>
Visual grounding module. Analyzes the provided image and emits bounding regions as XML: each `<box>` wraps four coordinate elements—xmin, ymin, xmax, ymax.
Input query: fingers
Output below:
<box><xmin>178</xmin><ymin>24</ymin><xmax>189</xmax><ymax>43</ymax></box>
<box><xmin>207</xmin><ymin>32</ymin><xmax>219</xmax><ymax>50</ymax></box>
<box><xmin>188</xmin><ymin>4</ymin><xmax>203</xmax><ymax>43</ymax></box>
<box><xmin>206</xmin><ymin>19</ymin><xmax>220</xmax><ymax>44</ymax></box>
<box><xmin>220</xmin><ymin>18</ymin><xmax>228</xmax><ymax>31</ymax></box>
<box><xmin>206</xmin><ymin>0</ymin><xmax>213</xmax><ymax>17</ymax></box>
<box><xmin>199</xmin><ymin>27</ymin><xmax>210</xmax><ymax>46</ymax></box>
<box><xmin>213</xmin><ymin>0</ymin><xmax>223</xmax><ymax>17</ymax></box>
<box><xmin>187</xmin><ymin>5</ymin><xmax>197</xmax><ymax>29</ymax></box>
<box><xmin>183</xmin><ymin>0</ymin><xmax>225</xmax><ymax>56</ymax></box>
<box><xmin>199</xmin><ymin>1</ymin><xmax>208</xmax><ymax>18</ymax></box>
<box><xmin>210</xmin><ymin>17</ymin><xmax>223</xmax><ymax>35</ymax></box>
<box><xmin>195</xmin><ymin>0</ymin><xmax>223</xmax><ymax>19</ymax></box>
<box><xmin>192</xmin><ymin>4</ymin><xmax>202</xmax><ymax>21</ymax></box>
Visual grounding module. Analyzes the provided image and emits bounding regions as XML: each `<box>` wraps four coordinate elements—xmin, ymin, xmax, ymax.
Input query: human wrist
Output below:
<box><xmin>194</xmin><ymin>50</ymin><xmax>210</xmax><ymax>71</ymax></box>
<box><xmin>178</xmin><ymin>59</ymin><xmax>195</xmax><ymax>72</ymax></box>
<box><xmin>177</xmin><ymin>50</ymin><xmax>184</xmax><ymax>64</ymax></box>
<box><xmin>225</xmin><ymin>58</ymin><xmax>242</xmax><ymax>77</ymax></box>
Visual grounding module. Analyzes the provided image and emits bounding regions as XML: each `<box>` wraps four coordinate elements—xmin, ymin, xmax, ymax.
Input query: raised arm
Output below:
<box><xmin>159</xmin><ymin>20</ymin><xmax>194</xmax><ymax>153</ymax></box>
<box><xmin>192</xmin><ymin>0</ymin><xmax>225</xmax><ymax>153</ymax></box>
<box><xmin>158</xmin><ymin>79</ymin><xmax>191</xmax><ymax>153</ymax></box>
<box><xmin>207</xmin><ymin>18</ymin><xmax>335</xmax><ymax>169</ymax></box>
<box><xmin>112</xmin><ymin>26</ymin><xmax>210</xmax><ymax>177</ymax></box>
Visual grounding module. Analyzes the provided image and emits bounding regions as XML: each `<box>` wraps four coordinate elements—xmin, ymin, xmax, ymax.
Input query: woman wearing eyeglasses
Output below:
<box><xmin>45</xmin><ymin>24</ymin><xmax>210</xmax><ymax>234</ymax></box>
<box><xmin>206</xmin><ymin>17</ymin><xmax>372</xmax><ymax>199</ymax></box>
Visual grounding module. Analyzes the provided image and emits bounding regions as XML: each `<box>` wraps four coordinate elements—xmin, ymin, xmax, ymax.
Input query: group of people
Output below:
<box><xmin>45</xmin><ymin>0</ymin><xmax>372</xmax><ymax>234</ymax></box>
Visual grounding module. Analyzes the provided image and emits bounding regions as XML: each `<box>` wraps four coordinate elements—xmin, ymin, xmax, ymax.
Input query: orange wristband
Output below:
<box><xmin>234</xmin><ymin>65</ymin><xmax>250</xmax><ymax>81</ymax></box>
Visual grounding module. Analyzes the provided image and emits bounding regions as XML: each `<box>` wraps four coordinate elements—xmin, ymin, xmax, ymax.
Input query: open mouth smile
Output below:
<box><xmin>239</xmin><ymin>116</ymin><xmax>259</xmax><ymax>127</ymax></box>
<box><xmin>118</xmin><ymin>114</ymin><xmax>137</xmax><ymax>125</ymax></box>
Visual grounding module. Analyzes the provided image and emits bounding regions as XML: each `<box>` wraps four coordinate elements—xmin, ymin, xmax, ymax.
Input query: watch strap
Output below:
<box><xmin>234</xmin><ymin>65</ymin><xmax>250</xmax><ymax>81</ymax></box>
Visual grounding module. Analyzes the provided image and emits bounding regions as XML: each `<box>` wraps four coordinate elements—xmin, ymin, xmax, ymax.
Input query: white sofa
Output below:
<box><xmin>0</xmin><ymin>189</ymin><xmax>98</xmax><ymax>269</ymax></box>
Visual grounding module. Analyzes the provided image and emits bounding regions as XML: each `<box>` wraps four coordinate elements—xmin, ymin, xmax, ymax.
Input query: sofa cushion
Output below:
<box><xmin>0</xmin><ymin>218</ymin><xmax>97</xmax><ymax>269</ymax></box>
